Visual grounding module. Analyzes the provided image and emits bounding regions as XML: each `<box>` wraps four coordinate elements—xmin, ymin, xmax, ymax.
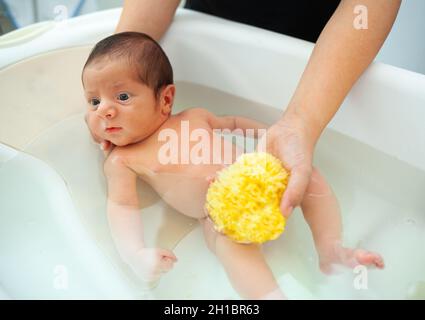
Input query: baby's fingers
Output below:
<box><xmin>158</xmin><ymin>250</ymin><xmax>177</xmax><ymax>273</ymax></box>
<box><xmin>160</xmin><ymin>257</ymin><xmax>176</xmax><ymax>273</ymax></box>
<box><xmin>206</xmin><ymin>175</ymin><xmax>216</xmax><ymax>185</ymax></box>
<box><xmin>100</xmin><ymin>140</ymin><xmax>115</xmax><ymax>157</ymax></box>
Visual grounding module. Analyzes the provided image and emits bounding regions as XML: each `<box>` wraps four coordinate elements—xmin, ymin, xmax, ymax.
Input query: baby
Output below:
<box><xmin>82</xmin><ymin>32</ymin><xmax>384</xmax><ymax>299</ymax></box>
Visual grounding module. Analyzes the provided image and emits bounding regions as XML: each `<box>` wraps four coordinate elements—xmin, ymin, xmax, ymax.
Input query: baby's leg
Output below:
<box><xmin>301</xmin><ymin>168</ymin><xmax>384</xmax><ymax>273</ymax></box>
<box><xmin>199</xmin><ymin>218</ymin><xmax>285</xmax><ymax>299</ymax></box>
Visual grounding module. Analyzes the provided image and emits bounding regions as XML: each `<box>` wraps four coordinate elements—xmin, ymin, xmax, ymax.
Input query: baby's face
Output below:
<box><xmin>82</xmin><ymin>58</ymin><xmax>172</xmax><ymax>146</ymax></box>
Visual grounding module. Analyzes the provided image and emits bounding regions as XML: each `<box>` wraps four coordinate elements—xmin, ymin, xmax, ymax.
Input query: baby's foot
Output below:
<box><xmin>318</xmin><ymin>244</ymin><xmax>385</xmax><ymax>274</ymax></box>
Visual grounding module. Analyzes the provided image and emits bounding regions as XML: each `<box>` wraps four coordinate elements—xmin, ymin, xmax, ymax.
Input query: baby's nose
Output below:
<box><xmin>97</xmin><ymin>102</ymin><xmax>117</xmax><ymax>119</ymax></box>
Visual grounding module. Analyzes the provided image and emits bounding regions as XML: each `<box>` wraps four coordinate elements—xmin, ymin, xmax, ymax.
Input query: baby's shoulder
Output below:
<box><xmin>103</xmin><ymin>144</ymin><xmax>156</xmax><ymax>180</ymax></box>
<box><xmin>104</xmin><ymin>143</ymin><xmax>146</xmax><ymax>168</ymax></box>
<box><xmin>103</xmin><ymin>146</ymin><xmax>130</xmax><ymax>169</ymax></box>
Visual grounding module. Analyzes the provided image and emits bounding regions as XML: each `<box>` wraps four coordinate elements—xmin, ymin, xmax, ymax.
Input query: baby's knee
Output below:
<box><xmin>199</xmin><ymin>217</ymin><xmax>218</xmax><ymax>253</ymax></box>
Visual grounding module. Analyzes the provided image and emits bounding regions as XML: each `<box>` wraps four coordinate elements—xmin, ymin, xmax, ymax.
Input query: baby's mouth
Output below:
<box><xmin>105</xmin><ymin>127</ymin><xmax>122</xmax><ymax>133</ymax></box>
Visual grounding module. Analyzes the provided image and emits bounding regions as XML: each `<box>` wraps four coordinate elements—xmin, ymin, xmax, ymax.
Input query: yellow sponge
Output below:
<box><xmin>206</xmin><ymin>152</ymin><xmax>289</xmax><ymax>244</ymax></box>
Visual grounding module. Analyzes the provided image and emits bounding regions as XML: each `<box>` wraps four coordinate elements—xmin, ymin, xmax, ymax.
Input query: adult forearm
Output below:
<box><xmin>115</xmin><ymin>0</ymin><xmax>181</xmax><ymax>40</ymax></box>
<box><xmin>285</xmin><ymin>0</ymin><xmax>401</xmax><ymax>144</ymax></box>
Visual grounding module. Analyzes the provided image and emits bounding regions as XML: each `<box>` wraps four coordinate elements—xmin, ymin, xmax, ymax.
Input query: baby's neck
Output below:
<box><xmin>137</xmin><ymin>113</ymin><xmax>172</xmax><ymax>144</ymax></box>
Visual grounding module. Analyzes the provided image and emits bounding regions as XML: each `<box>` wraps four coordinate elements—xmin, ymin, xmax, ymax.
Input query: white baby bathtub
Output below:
<box><xmin>1</xmin><ymin>8</ymin><xmax>425</xmax><ymax>300</ymax></box>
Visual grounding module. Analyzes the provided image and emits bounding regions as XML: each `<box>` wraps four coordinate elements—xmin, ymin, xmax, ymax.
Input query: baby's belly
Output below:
<box><xmin>146</xmin><ymin>136</ymin><xmax>243</xmax><ymax>219</ymax></box>
<box><xmin>146</xmin><ymin>164</ymin><xmax>224</xmax><ymax>219</ymax></box>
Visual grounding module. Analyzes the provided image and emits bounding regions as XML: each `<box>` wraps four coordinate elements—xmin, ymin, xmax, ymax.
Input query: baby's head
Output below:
<box><xmin>82</xmin><ymin>32</ymin><xmax>175</xmax><ymax>146</ymax></box>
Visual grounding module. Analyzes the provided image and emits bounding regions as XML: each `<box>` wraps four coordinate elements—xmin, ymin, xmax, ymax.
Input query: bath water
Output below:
<box><xmin>22</xmin><ymin>81</ymin><xmax>425</xmax><ymax>299</ymax></box>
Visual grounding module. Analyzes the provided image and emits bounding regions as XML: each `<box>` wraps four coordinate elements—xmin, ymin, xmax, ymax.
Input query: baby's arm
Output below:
<box><xmin>104</xmin><ymin>152</ymin><xmax>177</xmax><ymax>281</ymax></box>
<box><xmin>189</xmin><ymin>108</ymin><xmax>268</xmax><ymax>138</ymax></box>
<box><xmin>209</xmin><ymin>114</ymin><xmax>268</xmax><ymax>138</ymax></box>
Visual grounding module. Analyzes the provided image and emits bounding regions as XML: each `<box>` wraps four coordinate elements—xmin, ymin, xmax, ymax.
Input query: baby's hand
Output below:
<box><xmin>206</xmin><ymin>175</ymin><xmax>216</xmax><ymax>185</ymax></box>
<box><xmin>129</xmin><ymin>248</ymin><xmax>177</xmax><ymax>282</ymax></box>
<box><xmin>84</xmin><ymin>112</ymin><xmax>115</xmax><ymax>157</ymax></box>
<box><xmin>100</xmin><ymin>140</ymin><xmax>115</xmax><ymax>157</ymax></box>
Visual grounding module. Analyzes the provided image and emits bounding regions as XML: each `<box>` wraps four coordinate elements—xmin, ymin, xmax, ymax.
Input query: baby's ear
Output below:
<box><xmin>159</xmin><ymin>84</ymin><xmax>175</xmax><ymax>115</ymax></box>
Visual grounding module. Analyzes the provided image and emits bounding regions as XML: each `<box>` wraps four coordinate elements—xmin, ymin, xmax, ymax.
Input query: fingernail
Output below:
<box><xmin>287</xmin><ymin>206</ymin><xmax>293</xmax><ymax>215</ymax></box>
<box><xmin>100</xmin><ymin>144</ymin><xmax>104</xmax><ymax>150</ymax></box>
<box><xmin>281</xmin><ymin>205</ymin><xmax>293</xmax><ymax>217</ymax></box>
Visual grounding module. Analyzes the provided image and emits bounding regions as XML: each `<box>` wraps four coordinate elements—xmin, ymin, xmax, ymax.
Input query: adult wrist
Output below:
<box><xmin>280</xmin><ymin>105</ymin><xmax>325</xmax><ymax>147</ymax></box>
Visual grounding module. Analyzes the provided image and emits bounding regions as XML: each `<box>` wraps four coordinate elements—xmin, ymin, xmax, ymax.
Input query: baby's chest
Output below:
<box><xmin>128</xmin><ymin>123</ymin><xmax>240</xmax><ymax>177</ymax></box>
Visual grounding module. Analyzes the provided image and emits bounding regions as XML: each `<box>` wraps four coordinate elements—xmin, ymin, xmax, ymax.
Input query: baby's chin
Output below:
<box><xmin>100</xmin><ymin>133</ymin><xmax>127</xmax><ymax>147</ymax></box>
<box><xmin>109</xmin><ymin>138</ymin><xmax>132</xmax><ymax>147</ymax></box>
<box><xmin>109</xmin><ymin>135</ymin><xmax>142</xmax><ymax>147</ymax></box>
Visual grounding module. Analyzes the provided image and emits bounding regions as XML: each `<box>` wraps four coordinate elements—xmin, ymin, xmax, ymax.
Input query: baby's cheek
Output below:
<box><xmin>87</xmin><ymin>113</ymin><xmax>100</xmax><ymax>130</ymax></box>
<box><xmin>87</xmin><ymin>113</ymin><xmax>105</xmax><ymax>138</ymax></box>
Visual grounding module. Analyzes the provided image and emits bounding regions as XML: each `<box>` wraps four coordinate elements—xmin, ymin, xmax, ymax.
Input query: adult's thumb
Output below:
<box><xmin>280</xmin><ymin>165</ymin><xmax>311</xmax><ymax>217</ymax></box>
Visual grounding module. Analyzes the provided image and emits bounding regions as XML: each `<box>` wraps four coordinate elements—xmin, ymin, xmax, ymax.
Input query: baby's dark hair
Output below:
<box><xmin>82</xmin><ymin>32</ymin><xmax>173</xmax><ymax>98</ymax></box>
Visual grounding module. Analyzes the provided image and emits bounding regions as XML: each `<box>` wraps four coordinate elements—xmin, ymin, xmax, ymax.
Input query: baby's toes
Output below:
<box><xmin>319</xmin><ymin>261</ymin><xmax>334</xmax><ymax>275</ymax></box>
<box><xmin>355</xmin><ymin>250</ymin><xmax>384</xmax><ymax>269</ymax></box>
<box><xmin>373</xmin><ymin>254</ymin><xmax>385</xmax><ymax>269</ymax></box>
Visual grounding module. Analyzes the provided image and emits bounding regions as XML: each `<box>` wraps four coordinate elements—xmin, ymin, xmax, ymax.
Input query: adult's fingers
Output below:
<box><xmin>280</xmin><ymin>164</ymin><xmax>312</xmax><ymax>217</ymax></box>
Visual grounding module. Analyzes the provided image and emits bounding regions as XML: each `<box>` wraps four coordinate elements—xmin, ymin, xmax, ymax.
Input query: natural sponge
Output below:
<box><xmin>206</xmin><ymin>152</ymin><xmax>289</xmax><ymax>244</ymax></box>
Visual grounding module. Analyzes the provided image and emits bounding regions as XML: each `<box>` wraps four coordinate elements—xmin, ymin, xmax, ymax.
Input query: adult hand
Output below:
<box><xmin>257</xmin><ymin>111</ymin><xmax>315</xmax><ymax>218</ymax></box>
<box><xmin>256</xmin><ymin>0</ymin><xmax>400</xmax><ymax>218</ymax></box>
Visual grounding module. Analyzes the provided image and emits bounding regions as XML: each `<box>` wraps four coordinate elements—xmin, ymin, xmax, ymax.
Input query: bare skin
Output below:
<box><xmin>114</xmin><ymin>0</ymin><xmax>401</xmax><ymax>218</ymax></box>
<box><xmin>83</xmin><ymin>58</ymin><xmax>384</xmax><ymax>299</ymax></box>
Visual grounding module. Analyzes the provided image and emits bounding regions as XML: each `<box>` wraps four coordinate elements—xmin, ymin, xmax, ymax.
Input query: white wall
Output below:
<box><xmin>375</xmin><ymin>0</ymin><xmax>425</xmax><ymax>75</ymax></box>
<box><xmin>3</xmin><ymin>0</ymin><xmax>424</xmax><ymax>74</ymax></box>
<box><xmin>3</xmin><ymin>0</ymin><xmax>119</xmax><ymax>27</ymax></box>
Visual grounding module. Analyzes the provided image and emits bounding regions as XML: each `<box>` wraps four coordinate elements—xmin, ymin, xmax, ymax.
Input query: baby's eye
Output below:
<box><xmin>118</xmin><ymin>93</ymin><xmax>130</xmax><ymax>101</ymax></box>
<box><xmin>90</xmin><ymin>98</ymin><xmax>100</xmax><ymax>108</ymax></box>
